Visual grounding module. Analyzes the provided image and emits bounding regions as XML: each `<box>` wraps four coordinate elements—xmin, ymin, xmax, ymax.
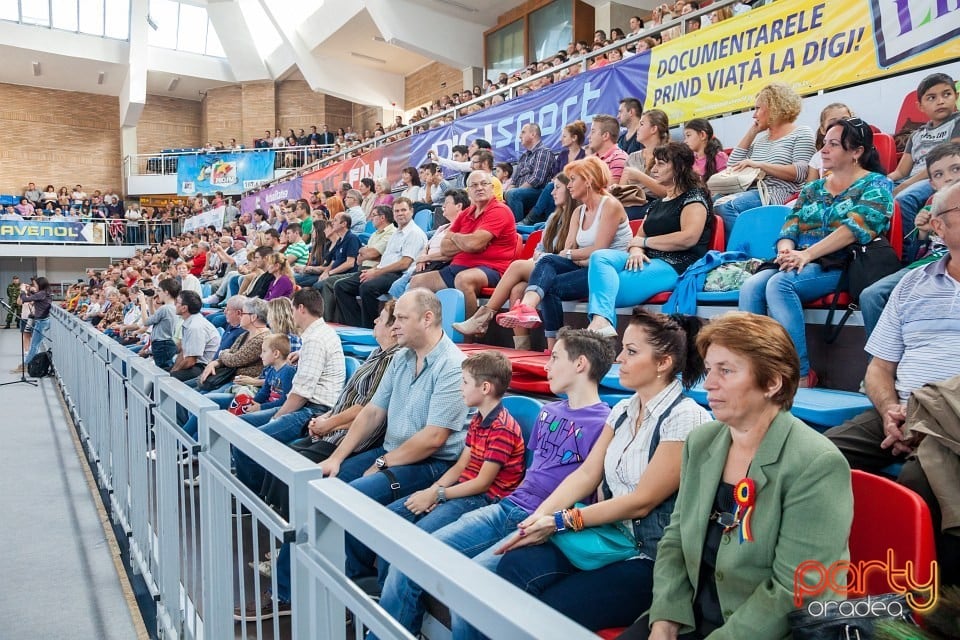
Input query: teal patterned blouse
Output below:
<box><xmin>778</xmin><ymin>172</ymin><xmax>893</xmax><ymax>253</ymax></box>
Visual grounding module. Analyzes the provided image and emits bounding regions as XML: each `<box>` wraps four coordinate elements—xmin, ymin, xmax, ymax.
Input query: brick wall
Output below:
<box><xmin>0</xmin><ymin>82</ymin><xmax>122</xmax><ymax>195</ymax></box>
<box><xmin>405</xmin><ymin>62</ymin><xmax>463</xmax><ymax>110</ymax></box>
<box><xmin>276</xmin><ymin>73</ymin><xmax>325</xmax><ymax>136</ymax></box>
<box><xmin>324</xmin><ymin>95</ymin><xmax>355</xmax><ymax>132</ymax></box>
<box><xmin>240</xmin><ymin>82</ymin><xmax>277</xmax><ymax>146</ymax></box>
<box><xmin>201</xmin><ymin>84</ymin><xmax>243</xmax><ymax>146</ymax></box>
<box><xmin>138</xmin><ymin>95</ymin><xmax>202</xmax><ymax>154</ymax></box>
<box><xmin>353</xmin><ymin>103</ymin><xmax>383</xmax><ymax>136</ymax></box>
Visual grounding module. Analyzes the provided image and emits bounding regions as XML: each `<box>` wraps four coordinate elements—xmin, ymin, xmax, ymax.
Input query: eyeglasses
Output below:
<box><xmin>467</xmin><ymin>181</ymin><xmax>493</xmax><ymax>189</ymax></box>
<box><xmin>934</xmin><ymin>204</ymin><xmax>960</xmax><ymax>218</ymax></box>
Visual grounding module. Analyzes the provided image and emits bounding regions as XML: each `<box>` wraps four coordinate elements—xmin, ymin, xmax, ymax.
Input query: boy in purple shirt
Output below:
<box><xmin>374</xmin><ymin>328</ymin><xmax>615</xmax><ymax>639</ymax></box>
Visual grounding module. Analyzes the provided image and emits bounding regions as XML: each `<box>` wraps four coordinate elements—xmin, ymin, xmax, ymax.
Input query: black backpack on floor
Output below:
<box><xmin>27</xmin><ymin>351</ymin><xmax>53</xmax><ymax>378</ymax></box>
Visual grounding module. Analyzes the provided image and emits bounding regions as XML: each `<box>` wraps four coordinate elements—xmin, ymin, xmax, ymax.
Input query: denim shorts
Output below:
<box><xmin>438</xmin><ymin>264</ymin><xmax>502</xmax><ymax>288</ymax></box>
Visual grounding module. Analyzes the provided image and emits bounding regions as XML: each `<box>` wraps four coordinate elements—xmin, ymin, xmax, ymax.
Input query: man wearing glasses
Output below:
<box><xmin>409</xmin><ymin>170</ymin><xmax>519</xmax><ymax>321</ymax></box>
<box><xmin>827</xmin><ymin>180</ymin><xmax>960</xmax><ymax>586</ymax></box>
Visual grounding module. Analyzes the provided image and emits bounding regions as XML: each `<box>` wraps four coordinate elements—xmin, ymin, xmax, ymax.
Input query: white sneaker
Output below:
<box><xmin>246</xmin><ymin>560</ymin><xmax>272</xmax><ymax>578</ymax></box>
<box><xmin>183</xmin><ymin>475</ymin><xmax>199</xmax><ymax>487</ymax></box>
<box><xmin>146</xmin><ymin>449</ymin><xmax>157</xmax><ymax>461</ymax></box>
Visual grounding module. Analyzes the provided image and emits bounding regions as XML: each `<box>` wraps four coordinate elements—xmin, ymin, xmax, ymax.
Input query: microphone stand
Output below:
<box><xmin>0</xmin><ymin>298</ymin><xmax>39</xmax><ymax>387</ymax></box>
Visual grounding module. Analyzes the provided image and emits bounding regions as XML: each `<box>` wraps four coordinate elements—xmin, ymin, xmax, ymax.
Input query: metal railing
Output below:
<box><xmin>48</xmin><ymin>305</ymin><xmax>597</xmax><ymax>639</ymax></box>
<box><xmin>0</xmin><ymin>216</ymin><xmax>182</xmax><ymax>246</ymax></box>
<box><xmin>125</xmin><ymin>145</ymin><xmax>338</xmax><ymax>179</ymax></box>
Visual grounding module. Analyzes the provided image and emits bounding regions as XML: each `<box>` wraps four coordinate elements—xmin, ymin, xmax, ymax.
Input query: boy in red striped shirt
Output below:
<box><xmin>351</xmin><ymin>350</ymin><xmax>526</xmax><ymax>586</ymax></box>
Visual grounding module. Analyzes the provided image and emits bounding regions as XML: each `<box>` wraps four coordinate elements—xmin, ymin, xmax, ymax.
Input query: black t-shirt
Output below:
<box><xmin>693</xmin><ymin>481</ymin><xmax>734</xmax><ymax>635</ymax></box>
<box><xmin>643</xmin><ymin>187</ymin><xmax>713</xmax><ymax>273</ymax></box>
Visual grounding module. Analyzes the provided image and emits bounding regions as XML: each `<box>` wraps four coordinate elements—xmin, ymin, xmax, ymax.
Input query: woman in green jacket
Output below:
<box><xmin>622</xmin><ymin>311</ymin><xmax>853</xmax><ymax>640</ymax></box>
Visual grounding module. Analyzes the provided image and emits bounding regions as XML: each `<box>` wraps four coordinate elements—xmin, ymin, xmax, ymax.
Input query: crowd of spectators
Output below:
<box><xmin>12</xmin><ymin>1</ymin><xmax>959</xmax><ymax>632</ymax></box>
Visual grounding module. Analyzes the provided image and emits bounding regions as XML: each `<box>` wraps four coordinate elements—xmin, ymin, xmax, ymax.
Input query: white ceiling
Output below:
<box><xmin>0</xmin><ymin>0</ymin><xmax>531</xmax><ymax>106</ymax></box>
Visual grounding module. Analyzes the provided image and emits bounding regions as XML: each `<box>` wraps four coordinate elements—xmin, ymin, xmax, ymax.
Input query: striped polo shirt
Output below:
<box><xmin>284</xmin><ymin>240</ymin><xmax>310</xmax><ymax>266</ymax></box>
<box><xmin>867</xmin><ymin>255</ymin><xmax>960</xmax><ymax>403</ymax></box>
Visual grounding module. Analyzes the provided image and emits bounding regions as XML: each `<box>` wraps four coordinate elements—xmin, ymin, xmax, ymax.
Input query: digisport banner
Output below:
<box><xmin>182</xmin><ymin>206</ymin><xmax>226</xmax><ymax>233</ymax></box>
<box><xmin>0</xmin><ymin>219</ymin><xmax>107</xmax><ymax>244</ymax></box>
<box><xmin>239</xmin><ymin>177</ymin><xmax>303</xmax><ymax>215</ymax></box>
<box><xmin>647</xmin><ymin>0</ymin><xmax>960</xmax><ymax>122</ymax></box>
<box><xmin>177</xmin><ymin>151</ymin><xmax>275</xmax><ymax>196</ymax></box>
<box><xmin>299</xmin><ymin>54</ymin><xmax>651</xmax><ymax>193</ymax></box>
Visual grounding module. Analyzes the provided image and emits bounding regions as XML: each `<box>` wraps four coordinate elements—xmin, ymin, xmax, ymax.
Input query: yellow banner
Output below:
<box><xmin>647</xmin><ymin>0</ymin><xmax>960</xmax><ymax>122</ymax></box>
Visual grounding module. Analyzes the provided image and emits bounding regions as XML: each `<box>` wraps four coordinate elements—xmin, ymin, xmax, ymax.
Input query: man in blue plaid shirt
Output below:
<box><xmin>504</xmin><ymin>123</ymin><xmax>554</xmax><ymax>222</ymax></box>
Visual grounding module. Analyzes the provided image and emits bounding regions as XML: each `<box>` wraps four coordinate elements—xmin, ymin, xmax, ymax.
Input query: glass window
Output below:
<box><xmin>104</xmin><ymin>0</ymin><xmax>130</xmax><ymax>39</ymax></box>
<box><xmin>485</xmin><ymin>19</ymin><xmax>524</xmax><ymax>81</ymax></box>
<box><xmin>176</xmin><ymin>2</ymin><xmax>207</xmax><ymax>53</ymax></box>
<box><xmin>78</xmin><ymin>0</ymin><xmax>106</xmax><ymax>35</ymax></box>
<box><xmin>20</xmin><ymin>0</ymin><xmax>50</xmax><ymax>26</ymax></box>
<box><xmin>148</xmin><ymin>0</ymin><xmax>178</xmax><ymax>47</ymax></box>
<box><xmin>51</xmin><ymin>0</ymin><xmax>79</xmax><ymax>31</ymax></box>
<box><xmin>238</xmin><ymin>0</ymin><xmax>282</xmax><ymax>59</ymax></box>
<box><xmin>529</xmin><ymin>0</ymin><xmax>572</xmax><ymax>63</ymax></box>
<box><xmin>205</xmin><ymin>20</ymin><xmax>225</xmax><ymax>57</ymax></box>
<box><xmin>0</xmin><ymin>1</ymin><xmax>19</xmax><ymax>22</ymax></box>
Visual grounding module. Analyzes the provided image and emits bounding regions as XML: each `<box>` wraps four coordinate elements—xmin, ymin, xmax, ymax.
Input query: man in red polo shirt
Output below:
<box><xmin>589</xmin><ymin>114</ymin><xmax>628</xmax><ymax>185</ymax></box>
<box><xmin>409</xmin><ymin>171</ymin><xmax>518</xmax><ymax>319</ymax></box>
<box><xmin>188</xmin><ymin>242</ymin><xmax>208</xmax><ymax>277</ymax></box>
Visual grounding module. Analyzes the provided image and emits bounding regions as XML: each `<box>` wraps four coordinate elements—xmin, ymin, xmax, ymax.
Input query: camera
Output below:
<box><xmin>141</xmin><ymin>288</ymin><xmax>155</xmax><ymax>298</ymax></box>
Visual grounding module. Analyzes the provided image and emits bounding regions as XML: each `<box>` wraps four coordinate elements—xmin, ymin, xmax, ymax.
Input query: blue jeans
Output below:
<box><xmin>738</xmin><ymin>264</ymin><xmax>842</xmax><ymax>376</ymax></box>
<box><xmin>340</xmin><ymin>448</ymin><xmax>454</xmax><ymax>578</ymax></box>
<box><xmin>374</xmin><ymin>498</ymin><xmax>529</xmax><ymax>640</ymax></box>
<box><xmin>388</xmin><ymin>270</ymin><xmax>414</xmax><ymax>300</ymax></box>
<box><xmin>495</xmin><ymin>543</ymin><xmax>655</xmax><ymax>631</ymax></box>
<box><xmin>233</xmin><ymin>404</ymin><xmax>329</xmax><ymax>492</ymax></box>
<box><xmin>713</xmin><ymin>188</ymin><xmax>765</xmax><ymax>240</ymax></box>
<box><xmin>25</xmin><ymin>317</ymin><xmax>50</xmax><ymax>365</ymax></box>
<box><xmin>295</xmin><ymin>273</ymin><xmax>320</xmax><ymax>288</ymax></box>
<box><xmin>374</xmin><ymin>494</ymin><xmax>496</xmax><ymax>588</ymax></box>
<box><xmin>526</xmin><ymin>182</ymin><xmax>555</xmax><ymax>223</ymax></box>
<box><xmin>587</xmin><ymin>251</ymin><xmax>679</xmax><ymax>327</ymax></box>
<box><xmin>526</xmin><ymin>254</ymin><xmax>588</xmax><ymax>338</ymax></box>
<box><xmin>505</xmin><ymin>187</ymin><xmax>544</xmax><ymax>222</ymax></box>
<box><xmin>151</xmin><ymin>338</ymin><xmax>177</xmax><ymax>370</ymax></box>
<box><xmin>894</xmin><ymin>179</ymin><xmax>934</xmax><ymax>239</ymax></box>
<box><xmin>859</xmin><ymin>267</ymin><xmax>909</xmax><ymax>338</ymax></box>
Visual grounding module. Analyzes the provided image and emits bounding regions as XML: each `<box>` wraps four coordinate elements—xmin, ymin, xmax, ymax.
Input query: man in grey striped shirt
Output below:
<box><xmin>827</xmin><ymin>182</ymin><xmax>960</xmax><ymax>584</ymax></box>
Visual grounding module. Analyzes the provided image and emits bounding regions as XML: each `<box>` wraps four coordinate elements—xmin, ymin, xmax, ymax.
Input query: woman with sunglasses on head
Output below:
<box><xmin>738</xmin><ymin>118</ymin><xmax>893</xmax><ymax>387</ymax></box>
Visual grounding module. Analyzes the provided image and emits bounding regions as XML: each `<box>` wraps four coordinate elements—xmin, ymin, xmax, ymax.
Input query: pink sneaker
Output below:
<box><xmin>496</xmin><ymin>304</ymin><xmax>542</xmax><ymax>329</ymax></box>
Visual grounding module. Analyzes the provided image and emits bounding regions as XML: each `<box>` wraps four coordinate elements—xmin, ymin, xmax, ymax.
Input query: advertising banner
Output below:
<box><xmin>0</xmin><ymin>219</ymin><xmax>107</xmax><ymax>244</ymax></box>
<box><xmin>177</xmin><ymin>151</ymin><xmax>275</xmax><ymax>196</ymax></box>
<box><xmin>182</xmin><ymin>206</ymin><xmax>226</xmax><ymax>233</ymax></box>
<box><xmin>239</xmin><ymin>177</ymin><xmax>304</xmax><ymax>215</ymax></box>
<box><xmin>646</xmin><ymin>0</ymin><xmax>960</xmax><ymax>122</ymax></box>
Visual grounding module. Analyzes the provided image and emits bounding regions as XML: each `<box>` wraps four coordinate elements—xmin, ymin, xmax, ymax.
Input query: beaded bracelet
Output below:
<box><xmin>569</xmin><ymin>507</ymin><xmax>585</xmax><ymax>532</ymax></box>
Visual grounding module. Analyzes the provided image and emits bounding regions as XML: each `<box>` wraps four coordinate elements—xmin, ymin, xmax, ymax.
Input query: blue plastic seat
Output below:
<box><xmin>600</xmin><ymin>391</ymin><xmax>633</xmax><ymax>408</ymax></box>
<box><xmin>201</xmin><ymin>283</ymin><xmax>212</xmax><ymax>298</ymax></box>
<box><xmin>342</xmin><ymin>343</ymin><xmax>377</xmax><ymax>359</ymax></box>
<box><xmin>334</xmin><ymin>326</ymin><xmax>378</xmax><ymax>345</ymax></box>
<box><xmin>600</xmin><ymin>364</ymin><xmax>631</xmax><ymax>393</ymax></box>
<box><xmin>502</xmin><ymin>395</ymin><xmax>544</xmax><ymax>467</ymax></box>
<box><xmin>687</xmin><ymin>383</ymin><xmax>872</xmax><ymax>430</ymax></box>
<box><xmin>437</xmin><ymin>288</ymin><xmax>466</xmax><ymax>344</ymax></box>
<box><xmin>344</xmin><ymin>356</ymin><xmax>360</xmax><ymax>383</ymax></box>
<box><xmin>696</xmin><ymin>205</ymin><xmax>792</xmax><ymax>304</ymax></box>
<box><xmin>413</xmin><ymin>209</ymin><xmax>433</xmax><ymax>234</ymax></box>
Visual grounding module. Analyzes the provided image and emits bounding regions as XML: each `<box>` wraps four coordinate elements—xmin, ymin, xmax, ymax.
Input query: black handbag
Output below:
<box><xmin>197</xmin><ymin>364</ymin><xmax>237</xmax><ymax>391</ymax></box>
<box><xmin>823</xmin><ymin>237</ymin><xmax>902</xmax><ymax>344</ymax></box>
<box><xmin>788</xmin><ymin>593</ymin><xmax>915</xmax><ymax>640</ymax></box>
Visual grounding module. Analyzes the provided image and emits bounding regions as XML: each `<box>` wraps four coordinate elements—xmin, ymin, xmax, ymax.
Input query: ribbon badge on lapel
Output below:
<box><xmin>734</xmin><ymin>478</ymin><xmax>756</xmax><ymax>544</ymax></box>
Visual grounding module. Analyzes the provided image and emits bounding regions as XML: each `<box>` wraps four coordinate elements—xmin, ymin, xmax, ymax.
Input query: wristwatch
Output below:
<box><xmin>375</xmin><ymin>456</ymin><xmax>388</xmax><ymax>469</ymax></box>
<box><xmin>436</xmin><ymin>486</ymin><xmax>447</xmax><ymax>503</ymax></box>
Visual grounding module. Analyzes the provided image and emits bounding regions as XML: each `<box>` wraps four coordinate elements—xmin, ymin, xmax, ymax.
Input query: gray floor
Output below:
<box><xmin>0</xmin><ymin>330</ymin><xmax>142</xmax><ymax>639</ymax></box>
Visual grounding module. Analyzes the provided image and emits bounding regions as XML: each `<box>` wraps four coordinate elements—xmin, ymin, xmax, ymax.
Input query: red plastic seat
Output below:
<box><xmin>849</xmin><ymin>470</ymin><xmax>937</xmax><ymax>599</ymax></box>
<box><xmin>629</xmin><ymin>219</ymin><xmax>643</xmax><ymax>235</ymax></box>
<box><xmin>520</xmin><ymin>229</ymin><xmax>543</xmax><ymax>260</ymax></box>
<box><xmin>873</xmin><ymin>131</ymin><xmax>898</xmax><ymax>174</ymax></box>
<box><xmin>596</xmin><ymin>629</ymin><xmax>626</xmax><ymax>639</ymax></box>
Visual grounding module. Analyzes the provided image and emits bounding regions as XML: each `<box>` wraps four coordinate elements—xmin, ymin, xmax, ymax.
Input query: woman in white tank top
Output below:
<box><xmin>497</xmin><ymin>157</ymin><xmax>631</xmax><ymax>351</ymax></box>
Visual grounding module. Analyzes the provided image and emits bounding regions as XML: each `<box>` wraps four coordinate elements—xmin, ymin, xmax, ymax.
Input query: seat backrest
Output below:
<box><xmin>725</xmin><ymin>205</ymin><xmax>792</xmax><ymax>259</ymax></box>
<box><xmin>436</xmin><ymin>288</ymin><xmax>466</xmax><ymax>344</ymax></box>
<box><xmin>629</xmin><ymin>219</ymin><xmax>643</xmax><ymax>235</ymax></box>
<box><xmin>849</xmin><ymin>470</ymin><xmax>937</xmax><ymax>598</ymax></box>
<box><xmin>413</xmin><ymin>208</ymin><xmax>432</xmax><ymax>234</ymax></box>
<box><xmin>519</xmin><ymin>229</ymin><xmax>543</xmax><ymax>260</ymax></box>
<box><xmin>889</xmin><ymin>200</ymin><xmax>904</xmax><ymax>260</ymax></box>
<box><xmin>709</xmin><ymin>214</ymin><xmax>725</xmax><ymax>251</ymax></box>
<box><xmin>873</xmin><ymin>131</ymin><xmax>898</xmax><ymax>174</ymax></box>
<box><xmin>501</xmin><ymin>395</ymin><xmax>544</xmax><ymax>468</ymax></box>
<box><xmin>344</xmin><ymin>356</ymin><xmax>361</xmax><ymax>383</ymax></box>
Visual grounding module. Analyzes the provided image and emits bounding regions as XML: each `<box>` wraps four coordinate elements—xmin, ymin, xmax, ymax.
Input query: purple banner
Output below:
<box><xmin>240</xmin><ymin>176</ymin><xmax>303</xmax><ymax>215</ymax></box>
